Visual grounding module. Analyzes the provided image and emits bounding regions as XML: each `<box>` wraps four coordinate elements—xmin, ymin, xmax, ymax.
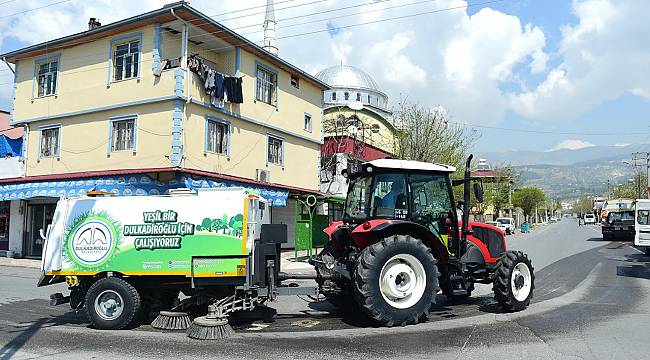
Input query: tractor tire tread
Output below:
<box><xmin>493</xmin><ymin>250</ymin><xmax>535</xmax><ymax>312</ymax></box>
<box><xmin>353</xmin><ymin>235</ymin><xmax>437</xmax><ymax>327</ymax></box>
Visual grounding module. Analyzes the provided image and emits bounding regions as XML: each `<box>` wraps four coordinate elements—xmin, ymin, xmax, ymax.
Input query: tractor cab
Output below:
<box><xmin>342</xmin><ymin>159</ymin><xmax>462</xmax><ymax>258</ymax></box>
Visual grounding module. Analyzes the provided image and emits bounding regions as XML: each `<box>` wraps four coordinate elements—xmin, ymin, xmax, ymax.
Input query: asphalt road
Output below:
<box><xmin>2</xmin><ymin>219</ymin><xmax>649</xmax><ymax>359</ymax></box>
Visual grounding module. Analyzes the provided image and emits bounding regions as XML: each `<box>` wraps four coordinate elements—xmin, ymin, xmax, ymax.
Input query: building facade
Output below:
<box><xmin>0</xmin><ymin>2</ymin><xmax>328</xmax><ymax>257</ymax></box>
<box><xmin>315</xmin><ymin>65</ymin><xmax>397</xmax><ymax>197</ymax></box>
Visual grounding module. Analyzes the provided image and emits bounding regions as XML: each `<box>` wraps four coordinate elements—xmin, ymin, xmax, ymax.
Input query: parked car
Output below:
<box><xmin>486</xmin><ymin>221</ymin><xmax>507</xmax><ymax>233</ymax></box>
<box><xmin>496</xmin><ymin>217</ymin><xmax>516</xmax><ymax>234</ymax></box>
<box><xmin>584</xmin><ymin>214</ymin><xmax>596</xmax><ymax>225</ymax></box>
<box><xmin>602</xmin><ymin>210</ymin><xmax>635</xmax><ymax>241</ymax></box>
<box><xmin>550</xmin><ymin>217</ymin><xmax>558</xmax><ymax>223</ymax></box>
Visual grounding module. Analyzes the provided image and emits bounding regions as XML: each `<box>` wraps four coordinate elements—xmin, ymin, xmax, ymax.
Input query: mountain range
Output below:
<box><xmin>477</xmin><ymin>144</ymin><xmax>650</xmax><ymax>200</ymax></box>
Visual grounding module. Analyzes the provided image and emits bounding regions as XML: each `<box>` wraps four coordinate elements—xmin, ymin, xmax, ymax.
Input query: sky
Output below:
<box><xmin>0</xmin><ymin>0</ymin><xmax>648</xmax><ymax>153</ymax></box>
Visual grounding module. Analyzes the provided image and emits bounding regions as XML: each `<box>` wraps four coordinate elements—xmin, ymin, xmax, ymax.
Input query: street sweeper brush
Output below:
<box><xmin>151</xmin><ymin>311</ymin><xmax>192</xmax><ymax>331</ymax></box>
<box><xmin>186</xmin><ymin>304</ymin><xmax>235</xmax><ymax>340</ymax></box>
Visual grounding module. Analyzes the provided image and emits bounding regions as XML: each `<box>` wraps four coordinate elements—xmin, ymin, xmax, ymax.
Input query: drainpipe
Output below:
<box><xmin>2</xmin><ymin>57</ymin><xmax>14</xmax><ymax>75</ymax></box>
<box><xmin>170</xmin><ymin>9</ymin><xmax>190</xmax><ymax>104</ymax></box>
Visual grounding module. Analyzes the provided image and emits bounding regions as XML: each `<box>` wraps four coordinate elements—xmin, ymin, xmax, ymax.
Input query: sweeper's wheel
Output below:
<box><xmin>353</xmin><ymin>235</ymin><xmax>438</xmax><ymax>327</ymax></box>
<box><xmin>85</xmin><ymin>277</ymin><xmax>141</xmax><ymax>330</ymax></box>
<box><xmin>493</xmin><ymin>250</ymin><xmax>534</xmax><ymax>311</ymax></box>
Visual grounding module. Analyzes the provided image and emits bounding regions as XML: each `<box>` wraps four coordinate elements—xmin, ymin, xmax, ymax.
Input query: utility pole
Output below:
<box><xmin>625</xmin><ymin>152</ymin><xmax>650</xmax><ymax>199</ymax></box>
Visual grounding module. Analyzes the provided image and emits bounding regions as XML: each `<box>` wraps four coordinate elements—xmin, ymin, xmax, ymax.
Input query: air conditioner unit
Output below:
<box><xmin>256</xmin><ymin>169</ymin><xmax>271</xmax><ymax>183</ymax></box>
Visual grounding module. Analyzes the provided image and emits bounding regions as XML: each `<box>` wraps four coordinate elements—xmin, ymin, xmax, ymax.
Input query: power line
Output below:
<box><xmin>0</xmin><ymin>0</ymin><xmax>330</xmax><ymax>73</ymax></box>
<box><xmin>0</xmin><ymin>0</ymin><xmax>71</xmax><ymax>20</ymax></box>
<box><xmin>0</xmin><ymin>0</ymin><xmax>502</xmax><ymax>84</ymax></box>
<box><xmin>0</xmin><ymin>0</ymin><xmax>21</xmax><ymax>6</ymax></box>
<box><xmin>210</xmin><ymin>0</ymin><xmax>298</xmax><ymax>18</ymax></box>
<box><xmin>189</xmin><ymin>0</ymin><xmax>393</xmax><ymax>42</ymax></box>
<box><xmin>449</xmin><ymin>120</ymin><xmax>648</xmax><ymax>136</ymax></box>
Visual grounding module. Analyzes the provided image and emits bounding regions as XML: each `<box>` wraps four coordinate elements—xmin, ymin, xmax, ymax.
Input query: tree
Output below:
<box><xmin>512</xmin><ymin>187</ymin><xmax>546</xmax><ymax>220</ymax></box>
<box><xmin>574</xmin><ymin>197</ymin><xmax>593</xmax><ymax>215</ymax></box>
<box><xmin>611</xmin><ymin>173</ymin><xmax>648</xmax><ymax>199</ymax></box>
<box><xmin>393</xmin><ymin>100</ymin><xmax>478</xmax><ymax>172</ymax></box>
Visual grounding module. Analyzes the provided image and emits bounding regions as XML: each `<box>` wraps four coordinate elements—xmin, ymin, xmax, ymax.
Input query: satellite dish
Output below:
<box><xmin>348</xmin><ymin>101</ymin><xmax>363</xmax><ymax>111</ymax></box>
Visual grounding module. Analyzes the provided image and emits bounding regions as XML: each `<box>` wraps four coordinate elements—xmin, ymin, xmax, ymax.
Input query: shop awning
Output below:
<box><xmin>0</xmin><ymin>173</ymin><xmax>289</xmax><ymax>206</ymax></box>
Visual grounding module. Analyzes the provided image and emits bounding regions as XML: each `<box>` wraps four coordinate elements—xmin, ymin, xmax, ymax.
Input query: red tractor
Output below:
<box><xmin>313</xmin><ymin>155</ymin><xmax>534</xmax><ymax>326</ymax></box>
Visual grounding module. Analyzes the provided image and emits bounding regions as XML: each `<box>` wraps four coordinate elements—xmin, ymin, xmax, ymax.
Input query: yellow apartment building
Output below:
<box><xmin>0</xmin><ymin>2</ymin><xmax>328</xmax><ymax>257</ymax></box>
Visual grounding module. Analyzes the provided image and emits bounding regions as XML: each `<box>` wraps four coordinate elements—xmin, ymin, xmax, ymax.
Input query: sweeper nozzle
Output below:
<box><xmin>151</xmin><ymin>311</ymin><xmax>192</xmax><ymax>331</ymax></box>
<box><xmin>186</xmin><ymin>304</ymin><xmax>235</xmax><ymax>340</ymax></box>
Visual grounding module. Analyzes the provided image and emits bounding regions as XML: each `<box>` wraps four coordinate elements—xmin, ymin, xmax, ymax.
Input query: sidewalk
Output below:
<box><xmin>0</xmin><ymin>257</ymin><xmax>40</xmax><ymax>269</ymax></box>
<box><xmin>280</xmin><ymin>250</ymin><xmax>317</xmax><ymax>274</ymax></box>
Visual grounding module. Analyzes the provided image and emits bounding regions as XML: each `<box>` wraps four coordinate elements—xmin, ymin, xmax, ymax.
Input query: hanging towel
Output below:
<box><xmin>215</xmin><ymin>73</ymin><xmax>224</xmax><ymax>99</ymax></box>
<box><xmin>233</xmin><ymin>77</ymin><xmax>243</xmax><ymax>103</ymax></box>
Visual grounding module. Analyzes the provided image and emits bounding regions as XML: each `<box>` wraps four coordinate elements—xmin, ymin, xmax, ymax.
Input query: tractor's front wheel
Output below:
<box><xmin>493</xmin><ymin>250</ymin><xmax>534</xmax><ymax>311</ymax></box>
<box><xmin>353</xmin><ymin>235</ymin><xmax>438</xmax><ymax>326</ymax></box>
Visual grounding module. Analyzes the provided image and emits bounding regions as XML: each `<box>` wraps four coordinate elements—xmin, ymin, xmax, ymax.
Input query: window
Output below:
<box><xmin>344</xmin><ymin>92</ymin><xmax>349</xmax><ymax>100</ymax></box>
<box><xmin>331</xmin><ymin>92</ymin><xmax>337</xmax><ymax>101</ymax></box>
<box><xmin>356</xmin><ymin>93</ymin><xmax>361</xmax><ymax>102</ymax></box>
<box><xmin>256</xmin><ymin>65</ymin><xmax>277</xmax><ymax>105</ymax></box>
<box><xmin>40</xmin><ymin>127</ymin><xmax>60</xmax><ymax>157</ymax></box>
<box><xmin>111</xmin><ymin>119</ymin><xmax>135</xmax><ymax>151</ymax></box>
<box><xmin>291</xmin><ymin>75</ymin><xmax>300</xmax><ymax>89</ymax></box>
<box><xmin>304</xmin><ymin>113</ymin><xmax>312</xmax><ymax>132</ymax></box>
<box><xmin>113</xmin><ymin>40</ymin><xmax>140</xmax><ymax>81</ymax></box>
<box><xmin>37</xmin><ymin>60</ymin><xmax>58</xmax><ymax>97</ymax></box>
<box><xmin>267</xmin><ymin>136</ymin><xmax>283</xmax><ymax>165</ymax></box>
<box><xmin>206</xmin><ymin>119</ymin><xmax>229</xmax><ymax>154</ymax></box>
<box><xmin>367</xmin><ymin>94</ymin><xmax>371</xmax><ymax>103</ymax></box>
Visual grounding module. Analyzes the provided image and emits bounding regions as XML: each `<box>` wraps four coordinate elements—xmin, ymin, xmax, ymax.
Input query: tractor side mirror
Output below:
<box><xmin>473</xmin><ymin>183</ymin><xmax>484</xmax><ymax>203</ymax></box>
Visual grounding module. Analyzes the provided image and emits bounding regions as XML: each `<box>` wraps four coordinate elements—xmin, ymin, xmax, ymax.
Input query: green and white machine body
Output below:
<box><xmin>40</xmin><ymin>188</ymin><xmax>267</xmax><ymax>280</ymax></box>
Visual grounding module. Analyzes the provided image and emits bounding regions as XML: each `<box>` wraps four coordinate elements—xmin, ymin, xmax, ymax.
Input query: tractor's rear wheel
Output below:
<box><xmin>493</xmin><ymin>250</ymin><xmax>534</xmax><ymax>311</ymax></box>
<box><xmin>353</xmin><ymin>235</ymin><xmax>438</xmax><ymax>326</ymax></box>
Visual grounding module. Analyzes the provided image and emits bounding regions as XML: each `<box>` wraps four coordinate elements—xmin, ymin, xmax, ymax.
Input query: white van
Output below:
<box><xmin>634</xmin><ymin>199</ymin><xmax>650</xmax><ymax>255</ymax></box>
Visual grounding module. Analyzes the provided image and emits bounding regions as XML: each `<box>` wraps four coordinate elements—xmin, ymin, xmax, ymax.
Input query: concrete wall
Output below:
<box><xmin>23</xmin><ymin>102</ymin><xmax>175</xmax><ymax>176</ymax></box>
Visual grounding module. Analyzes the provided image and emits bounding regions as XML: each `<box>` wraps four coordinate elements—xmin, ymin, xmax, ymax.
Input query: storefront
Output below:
<box><xmin>0</xmin><ymin>170</ymin><xmax>292</xmax><ymax>258</ymax></box>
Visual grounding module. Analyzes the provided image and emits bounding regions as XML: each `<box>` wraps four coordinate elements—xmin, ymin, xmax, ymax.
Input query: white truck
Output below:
<box><xmin>634</xmin><ymin>199</ymin><xmax>650</xmax><ymax>255</ymax></box>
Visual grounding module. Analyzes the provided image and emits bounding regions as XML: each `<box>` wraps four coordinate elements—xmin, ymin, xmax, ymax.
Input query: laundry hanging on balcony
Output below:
<box><xmin>188</xmin><ymin>55</ymin><xmax>243</xmax><ymax>107</ymax></box>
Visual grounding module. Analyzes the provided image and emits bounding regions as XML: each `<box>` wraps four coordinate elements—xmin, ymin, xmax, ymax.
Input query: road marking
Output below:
<box><xmin>628</xmin><ymin>245</ymin><xmax>644</xmax><ymax>254</ymax></box>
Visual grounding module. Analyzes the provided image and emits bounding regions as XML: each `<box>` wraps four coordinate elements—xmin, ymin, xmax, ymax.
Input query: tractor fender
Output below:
<box><xmin>351</xmin><ymin>220</ymin><xmax>450</xmax><ymax>264</ymax></box>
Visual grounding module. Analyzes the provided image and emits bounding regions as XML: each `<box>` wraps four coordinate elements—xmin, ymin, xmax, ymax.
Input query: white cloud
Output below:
<box><xmin>509</xmin><ymin>0</ymin><xmax>650</xmax><ymax>120</ymax></box>
<box><xmin>547</xmin><ymin>139</ymin><xmax>595</xmax><ymax>152</ymax></box>
<box><xmin>362</xmin><ymin>31</ymin><xmax>427</xmax><ymax>88</ymax></box>
<box><xmin>614</xmin><ymin>143</ymin><xmax>630</xmax><ymax>147</ymax></box>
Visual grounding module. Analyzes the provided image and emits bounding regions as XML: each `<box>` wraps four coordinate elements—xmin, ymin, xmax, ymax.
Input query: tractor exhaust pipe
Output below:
<box><xmin>461</xmin><ymin>154</ymin><xmax>474</xmax><ymax>245</ymax></box>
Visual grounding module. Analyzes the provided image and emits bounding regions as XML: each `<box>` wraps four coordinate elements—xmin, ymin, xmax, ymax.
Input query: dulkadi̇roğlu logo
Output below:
<box><xmin>64</xmin><ymin>211</ymin><xmax>121</xmax><ymax>270</ymax></box>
